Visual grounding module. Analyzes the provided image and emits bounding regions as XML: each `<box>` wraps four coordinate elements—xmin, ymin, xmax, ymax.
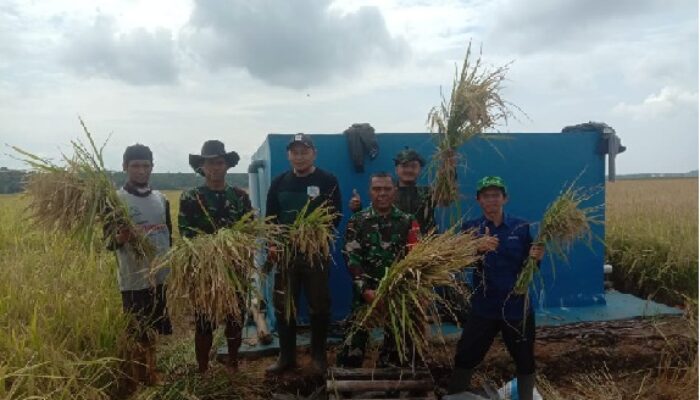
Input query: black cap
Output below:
<box><xmin>286</xmin><ymin>133</ymin><xmax>315</xmax><ymax>150</ymax></box>
<box><xmin>123</xmin><ymin>144</ymin><xmax>153</xmax><ymax>165</ymax></box>
<box><xmin>188</xmin><ymin>140</ymin><xmax>240</xmax><ymax>176</ymax></box>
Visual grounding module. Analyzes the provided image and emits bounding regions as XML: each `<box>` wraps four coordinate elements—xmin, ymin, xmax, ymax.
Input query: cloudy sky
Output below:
<box><xmin>1</xmin><ymin>0</ymin><xmax>697</xmax><ymax>174</ymax></box>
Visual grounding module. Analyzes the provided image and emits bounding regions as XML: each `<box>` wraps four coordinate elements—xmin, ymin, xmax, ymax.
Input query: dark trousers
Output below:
<box><xmin>337</xmin><ymin>294</ymin><xmax>420</xmax><ymax>369</ymax></box>
<box><xmin>194</xmin><ymin>312</ymin><xmax>244</xmax><ymax>340</ymax></box>
<box><xmin>454</xmin><ymin>313</ymin><xmax>536</xmax><ymax>374</ymax></box>
<box><xmin>121</xmin><ymin>284</ymin><xmax>173</xmax><ymax>342</ymax></box>
<box><xmin>273</xmin><ymin>260</ymin><xmax>331</xmax><ymax>324</ymax></box>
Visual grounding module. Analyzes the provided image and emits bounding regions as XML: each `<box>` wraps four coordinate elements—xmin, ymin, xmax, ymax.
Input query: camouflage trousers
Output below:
<box><xmin>336</xmin><ymin>305</ymin><xmax>417</xmax><ymax>368</ymax></box>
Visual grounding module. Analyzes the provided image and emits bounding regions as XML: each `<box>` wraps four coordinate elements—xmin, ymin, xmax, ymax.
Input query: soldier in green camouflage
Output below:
<box><xmin>349</xmin><ymin>147</ymin><xmax>435</xmax><ymax>234</ymax></box>
<box><xmin>179</xmin><ymin>183</ymin><xmax>251</xmax><ymax>237</ymax></box>
<box><xmin>337</xmin><ymin>172</ymin><xmax>420</xmax><ymax>368</ymax></box>
<box><xmin>179</xmin><ymin>140</ymin><xmax>252</xmax><ymax>375</ymax></box>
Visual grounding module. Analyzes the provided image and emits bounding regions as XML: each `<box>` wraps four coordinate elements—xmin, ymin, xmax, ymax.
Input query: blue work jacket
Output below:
<box><xmin>462</xmin><ymin>213</ymin><xmax>534</xmax><ymax>320</ymax></box>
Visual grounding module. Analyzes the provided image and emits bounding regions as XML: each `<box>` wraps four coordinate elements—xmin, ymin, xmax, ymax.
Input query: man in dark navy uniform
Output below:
<box><xmin>448</xmin><ymin>176</ymin><xmax>544</xmax><ymax>400</ymax></box>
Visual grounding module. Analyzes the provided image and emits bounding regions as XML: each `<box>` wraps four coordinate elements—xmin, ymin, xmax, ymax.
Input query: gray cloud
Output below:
<box><xmin>487</xmin><ymin>0</ymin><xmax>696</xmax><ymax>55</ymax></box>
<box><xmin>60</xmin><ymin>15</ymin><xmax>179</xmax><ymax>85</ymax></box>
<box><xmin>0</xmin><ymin>4</ymin><xmax>24</xmax><ymax>68</ymax></box>
<box><xmin>182</xmin><ymin>0</ymin><xmax>410</xmax><ymax>89</ymax></box>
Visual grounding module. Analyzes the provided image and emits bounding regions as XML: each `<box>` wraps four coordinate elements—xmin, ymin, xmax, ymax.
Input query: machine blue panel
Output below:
<box><xmin>249</xmin><ymin>131</ymin><xmax>607</xmax><ymax>324</ymax></box>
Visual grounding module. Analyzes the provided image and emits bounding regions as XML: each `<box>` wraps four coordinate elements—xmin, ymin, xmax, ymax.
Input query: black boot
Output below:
<box><xmin>447</xmin><ymin>368</ymin><xmax>473</xmax><ymax>394</ymax></box>
<box><xmin>194</xmin><ymin>332</ymin><xmax>213</xmax><ymax>374</ymax></box>
<box><xmin>266</xmin><ymin>317</ymin><xmax>297</xmax><ymax>374</ymax></box>
<box><xmin>517</xmin><ymin>373</ymin><xmax>535</xmax><ymax>400</ymax></box>
<box><xmin>310</xmin><ymin>315</ymin><xmax>329</xmax><ymax>374</ymax></box>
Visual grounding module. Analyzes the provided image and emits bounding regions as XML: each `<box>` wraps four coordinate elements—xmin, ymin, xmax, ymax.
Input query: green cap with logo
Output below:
<box><xmin>476</xmin><ymin>176</ymin><xmax>507</xmax><ymax>194</ymax></box>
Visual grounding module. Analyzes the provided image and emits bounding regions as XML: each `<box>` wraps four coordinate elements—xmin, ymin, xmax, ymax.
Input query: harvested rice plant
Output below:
<box><xmin>13</xmin><ymin>119</ymin><xmax>156</xmax><ymax>260</ymax></box>
<box><xmin>277</xmin><ymin>200</ymin><xmax>338</xmax><ymax>319</ymax></box>
<box><xmin>155</xmin><ymin>211</ymin><xmax>281</xmax><ymax>325</ymax></box>
<box><xmin>283</xmin><ymin>200</ymin><xmax>337</xmax><ymax>268</ymax></box>
<box><xmin>514</xmin><ymin>183</ymin><xmax>601</xmax><ymax>297</ymax></box>
<box><xmin>426</xmin><ymin>41</ymin><xmax>518</xmax><ymax>207</ymax></box>
<box><xmin>354</xmin><ymin>229</ymin><xmax>484</xmax><ymax>364</ymax></box>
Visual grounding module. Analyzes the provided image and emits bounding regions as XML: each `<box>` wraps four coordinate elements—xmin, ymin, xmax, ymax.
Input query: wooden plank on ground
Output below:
<box><xmin>326</xmin><ymin>379</ymin><xmax>434</xmax><ymax>392</ymax></box>
<box><xmin>328</xmin><ymin>367</ymin><xmax>432</xmax><ymax>380</ymax></box>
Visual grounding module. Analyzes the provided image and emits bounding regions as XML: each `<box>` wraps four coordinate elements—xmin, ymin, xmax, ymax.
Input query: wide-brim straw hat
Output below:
<box><xmin>189</xmin><ymin>140</ymin><xmax>240</xmax><ymax>176</ymax></box>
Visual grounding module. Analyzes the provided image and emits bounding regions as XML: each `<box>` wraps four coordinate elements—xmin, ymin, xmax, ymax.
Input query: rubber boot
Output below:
<box><xmin>225</xmin><ymin>337</ymin><xmax>242</xmax><ymax>372</ymax></box>
<box><xmin>309</xmin><ymin>315</ymin><xmax>329</xmax><ymax>374</ymax></box>
<box><xmin>265</xmin><ymin>317</ymin><xmax>297</xmax><ymax>374</ymax></box>
<box><xmin>195</xmin><ymin>332</ymin><xmax>213</xmax><ymax>374</ymax></box>
<box><xmin>224</xmin><ymin>321</ymin><xmax>243</xmax><ymax>372</ymax></box>
<box><xmin>447</xmin><ymin>368</ymin><xmax>474</xmax><ymax>394</ymax></box>
<box><xmin>517</xmin><ymin>373</ymin><xmax>536</xmax><ymax>400</ymax></box>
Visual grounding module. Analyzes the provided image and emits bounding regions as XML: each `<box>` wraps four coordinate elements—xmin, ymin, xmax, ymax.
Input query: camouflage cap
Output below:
<box><xmin>393</xmin><ymin>147</ymin><xmax>425</xmax><ymax>166</ymax></box>
<box><xmin>476</xmin><ymin>176</ymin><xmax>507</xmax><ymax>194</ymax></box>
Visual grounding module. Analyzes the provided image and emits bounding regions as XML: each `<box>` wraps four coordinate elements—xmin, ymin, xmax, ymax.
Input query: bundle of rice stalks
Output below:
<box><xmin>513</xmin><ymin>183</ymin><xmax>601</xmax><ymax>296</ymax></box>
<box><xmin>427</xmin><ymin>41</ymin><xmax>517</xmax><ymax>207</ymax></box>
<box><xmin>354</xmin><ymin>229</ymin><xmax>483</xmax><ymax>364</ymax></box>
<box><xmin>155</xmin><ymin>212</ymin><xmax>281</xmax><ymax>324</ymax></box>
<box><xmin>284</xmin><ymin>200</ymin><xmax>338</xmax><ymax>268</ymax></box>
<box><xmin>13</xmin><ymin>118</ymin><xmax>154</xmax><ymax>259</ymax></box>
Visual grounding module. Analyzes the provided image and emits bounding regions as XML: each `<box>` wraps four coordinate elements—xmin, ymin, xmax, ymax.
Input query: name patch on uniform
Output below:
<box><xmin>307</xmin><ymin>185</ymin><xmax>320</xmax><ymax>199</ymax></box>
<box><xmin>507</xmin><ymin>235</ymin><xmax>520</xmax><ymax>240</ymax></box>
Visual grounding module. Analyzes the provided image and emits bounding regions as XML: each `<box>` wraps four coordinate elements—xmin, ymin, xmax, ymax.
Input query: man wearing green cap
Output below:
<box><xmin>349</xmin><ymin>147</ymin><xmax>435</xmax><ymax>234</ymax></box>
<box><xmin>179</xmin><ymin>140</ymin><xmax>252</xmax><ymax>375</ymax></box>
<box><xmin>447</xmin><ymin>176</ymin><xmax>544</xmax><ymax>400</ymax></box>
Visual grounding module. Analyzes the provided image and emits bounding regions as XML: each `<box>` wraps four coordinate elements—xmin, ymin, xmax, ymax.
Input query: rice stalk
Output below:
<box><xmin>354</xmin><ymin>229</ymin><xmax>483</xmax><ymax>364</ymax></box>
<box><xmin>427</xmin><ymin>41</ymin><xmax>518</xmax><ymax>206</ymax></box>
<box><xmin>154</xmin><ymin>212</ymin><xmax>281</xmax><ymax>325</ymax></box>
<box><xmin>12</xmin><ymin>117</ymin><xmax>155</xmax><ymax>260</ymax></box>
<box><xmin>283</xmin><ymin>200</ymin><xmax>338</xmax><ymax>268</ymax></box>
<box><xmin>134</xmin><ymin>362</ymin><xmax>269</xmax><ymax>400</ymax></box>
<box><xmin>275</xmin><ymin>200</ymin><xmax>337</xmax><ymax>319</ymax></box>
<box><xmin>513</xmin><ymin>183</ymin><xmax>602</xmax><ymax>296</ymax></box>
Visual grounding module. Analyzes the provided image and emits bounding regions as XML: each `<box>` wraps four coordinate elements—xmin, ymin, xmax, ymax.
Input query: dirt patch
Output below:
<box><xmin>263</xmin><ymin>316</ymin><xmax>696</xmax><ymax>399</ymax></box>
<box><xmin>141</xmin><ymin>315</ymin><xmax>695</xmax><ymax>399</ymax></box>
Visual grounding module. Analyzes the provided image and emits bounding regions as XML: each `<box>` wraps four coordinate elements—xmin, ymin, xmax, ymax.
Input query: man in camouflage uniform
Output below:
<box><xmin>179</xmin><ymin>140</ymin><xmax>252</xmax><ymax>374</ymax></box>
<box><xmin>337</xmin><ymin>172</ymin><xmax>420</xmax><ymax>368</ymax></box>
<box><xmin>350</xmin><ymin>147</ymin><xmax>435</xmax><ymax>234</ymax></box>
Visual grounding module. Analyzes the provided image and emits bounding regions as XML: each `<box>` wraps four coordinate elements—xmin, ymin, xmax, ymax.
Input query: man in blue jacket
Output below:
<box><xmin>448</xmin><ymin>176</ymin><xmax>544</xmax><ymax>400</ymax></box>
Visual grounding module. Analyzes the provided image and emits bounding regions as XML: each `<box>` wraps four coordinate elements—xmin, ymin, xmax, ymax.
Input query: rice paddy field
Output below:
<box><xmin>606</xmin><ymin>178</ymin><xmax>698</xmax><ymax>305</ymax></box>
<box><xmin>0</xmin><ymin>179</ymin><xmax>697</xmax><ymax>399</ymax></box>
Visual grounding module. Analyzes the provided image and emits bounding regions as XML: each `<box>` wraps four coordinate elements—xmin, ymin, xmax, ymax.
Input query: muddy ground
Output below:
<box><xmin>213</xmin><ymin>315</ymin><xmax>696</xmax><ymax>399</ymax></box>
